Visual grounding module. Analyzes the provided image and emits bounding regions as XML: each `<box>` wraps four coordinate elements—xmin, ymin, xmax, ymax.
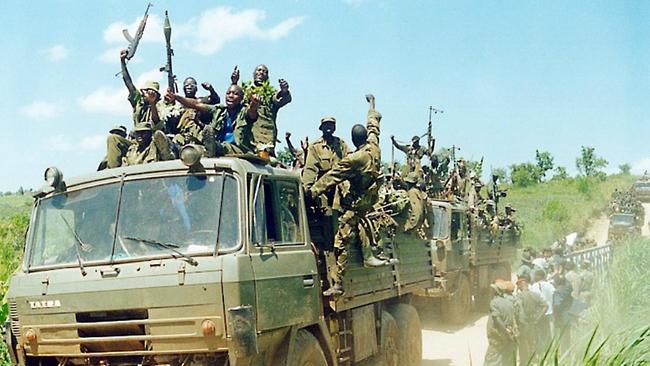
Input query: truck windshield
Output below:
<box><xmin>611</xmin><ymin>214</ymin><xmax>635</xmax><ymax>226</ymax></box>
<box><xmin>430</xmin><ymin>207</ymin><xmax>449</xmax><ymax>238</ymax></box>
<box><xmin>29</xmin><ymin>174</ymin><xmax>240</xmax><ymax>269</ymax></box>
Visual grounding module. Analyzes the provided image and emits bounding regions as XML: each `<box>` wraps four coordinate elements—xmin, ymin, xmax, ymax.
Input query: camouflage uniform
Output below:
<box><xmin>172</xmin><ymin>108</ymin><xmax>205</xmax><ymax>146</ymax></box>
<box><xmin>484</xmin><ymin>284</ymin><xmax>517</xmax><ymax>366</ymax></box>
<box><xmin>302</xmin><ymin>120</ymin><xmax>349</xmax><ymax>213</ymax></box>
<box><xmin>392</xmin><ymin>139</ymin><xmax>427</xmax><ymax>179</ymax></box>
<box><xmin>515</xmin><ymin>288</ymin><xmax>548</xmax><ymax>365</ymax></box>
<box><xmin>102</xmin><ymin>125</ymin><xmax>132</xmax><ymax>170</ymax></box>
<box><xmin>242</xmin><ymin>81</ymin><xmax>291</xmax><ymax>152</ymax></box>
<box><xmin>403</xmin><ymin>173</ymin><xmax>426</xmax><ymax>234</ymax></box>
<box><xmin>204</xmin><ymin>104</ymin><xmax>257</xmax><ymax>154</ymax></box>
<box><xmin>128</xmin><ymin>82</ymin><xmax>167</xmax><ymax>132</ymax></box>
<box><xmin>310</xmin><ymin>109</ymin><xmax>382</xmax><ymax>284</ymax></box>
<box><xmin>123</xmin><ymin>123</ymin><xmax>174</xmax><ymax>166</ymax></box>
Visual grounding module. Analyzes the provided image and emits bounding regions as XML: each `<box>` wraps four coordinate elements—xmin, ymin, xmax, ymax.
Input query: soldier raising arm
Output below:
<box><xmin>120</xmin><ymin>49</ymin><xmax>163</xmax><ymax>131</ymax></box>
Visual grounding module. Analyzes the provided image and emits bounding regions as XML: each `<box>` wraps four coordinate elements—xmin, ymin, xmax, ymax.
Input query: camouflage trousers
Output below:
<box><xmin>484</xmin><ymin>337</ymin><xmax>516</xmax><ymax>366</ymax></box>
<box><xmin>104</xmin><ymin>134</ymin><xmax>133</xmax><ymax>169</ymax></box>
<box><xmin>331</xmin><ymin>210</ymin><xmax>375</xmax><ymax>282</ymax></box>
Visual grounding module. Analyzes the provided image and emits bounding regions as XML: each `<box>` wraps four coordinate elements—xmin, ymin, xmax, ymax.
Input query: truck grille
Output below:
<box><xmin>9</xmin><ymin>301</ymin><xmax>20</xmax><ymax>339</ymax></box>
<box><xmin>75</xmin><ymin>309</ymin><xmax>148</xmax><ymax>353</ymax></box>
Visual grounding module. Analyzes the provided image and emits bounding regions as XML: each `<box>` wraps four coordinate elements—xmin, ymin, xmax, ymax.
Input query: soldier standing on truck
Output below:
<box><xmin>390</xmin><ymin>135</ymin><xmax>427</xmax><ymax>180</ymax></box>
<box><xmin>309</xmin><ymin>94</ymin><xmax>390</xmax><ymax>297</ymax></box>
<box><xmin>231</xmin><ymin>65</ymin><xmax>292</xmax><ymax>153</ymax></box>
<box><xmin>302</xmin><ymin>116</ymin><xmax>349</xmax><ymax>213</ymax></box>
<box><xmin>402</xmin><ymin>172</ymin><xmax>427</xmax><ymax>236</ymax></box>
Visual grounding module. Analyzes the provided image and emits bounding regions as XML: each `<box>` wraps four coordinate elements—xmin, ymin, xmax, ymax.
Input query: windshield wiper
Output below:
<box><xmin>122</xmin><ymin>236</ymin><xmax>198</xmax><ymax>266</ymax></box>
<box><xmin>59</xmin><ymin>213</ymin><xmax>88</xmax><ymax>276</ymax></box>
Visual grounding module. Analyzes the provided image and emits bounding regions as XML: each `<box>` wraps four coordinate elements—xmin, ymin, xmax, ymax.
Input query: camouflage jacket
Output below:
<box><xmin>207</xmin><ymin>104</ymin><xmax>256</xmax><ymax>153</ymax></box>
<box><xmin>310</xmin><ymin>110</ymin><xmax>382</xmax><ymax>213</ymax></box>
<box><xmin>302</xmin><ymin>136</ymin><xmax>349</xmax><ymax>190</ymax></box>
<box><xmin>128</xmin><ymin>90</ymin><xmax>169</xmax><ymax>132</ymax></box>
<box><xmin>123</xmin><ymin>142</ymin><xmax>161</xmax><ymax>166</ymax></box>
<box><xmin>394</xmin><ymin>141</ymin><xmax>427</xmax><ymax>170</ymax></box>
<box><xmin>242</xmin><ymin>81</ymin><xmax>292</xmax><ymax>150</ymax></box>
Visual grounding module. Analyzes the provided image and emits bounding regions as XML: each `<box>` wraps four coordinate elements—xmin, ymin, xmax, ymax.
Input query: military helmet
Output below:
<box><xmin>404</xmin><ymin>172</ymin><xmax>419</xmax><ymax>184</ymax></box>
<box><xmin>110</xmin><ymin>125</ymin><xmax>127</xmax><ymax>135</ymax></box>
<box><xmin>411</xmin><ymin>135</ymin><xmax>420</xmax><ymax>142</ymax></box>
<box><xmin>320</xmin><ymin>116</ymin><xmax>336</xmax><ymax>125</ymax></box>
<box><xmin>133</xmin><ymin>122</ymin><xmax>153</xmax><ymax>132</ymax></box>
<box><xmin>490</xmin><ymin>280</ymin><xmax>508</xmax><ymax>294</ymax></box>
<box><xmin>141</xmin><ymin>80</ymin><xmax>160</xmax><ymax>94</ymax></box>
<box><xmin>505</xmin><ymin>204</ymin><xmax>516</xmax><ymax>212</ymax></box>
<box><xmin>485</xmin><ymin>200</ymin><xmax>495</xmax><ymax>207</ymax></box>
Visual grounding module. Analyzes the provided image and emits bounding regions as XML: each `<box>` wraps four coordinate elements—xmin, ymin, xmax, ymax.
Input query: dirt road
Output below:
<box><xmin>421</xmin><ymin>311</ymin><xmax>488</xmax><ymax>365</ymax></box>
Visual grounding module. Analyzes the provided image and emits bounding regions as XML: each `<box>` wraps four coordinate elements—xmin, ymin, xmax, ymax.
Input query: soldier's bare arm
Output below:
<box><xmin>310</xmin><ymin>154</ymin><xmax>361</xmax><ymax>197</ymax></box>
<box><xmin>246</xmin><ymin>94</ymin><xmax>260</xmax><ymax>122</ymax></box>
<box><xmin>285</xmin><ymin>132</ymin><xmax>298</xmax><ymax>158</ymax></box>
<box><xmin>391</xmin><ymin>136</ymin><xmax>409</xmax><ymax>153</ymax></box>
<box><xmin>274</xmin><ymin>79</ymin><xmax>292</xmax><ymax>109</ymax></box>
<box><xmin>301</xmin><ymin>145</ymin><xmax>320</xmax><ymax>190</ymax></box>
<box><xmin>230</xmin><ymin>66</ymin><xmax>240</xmax><ymax>85</ymax></box>
<box><xmin>165</xmin><ymin>90</ymin><xmax>211</xmax><ymax>114</ymax></box>
<box><xmin>365</xmin><ymin>95</ymin><xmax>381</xmax><ymax>146</ymax></box>
<box><xmin>201</xmin><ymin>82</ymin><xmax>220</xmax><ymax>104</ymax></box>
<box><xmin>120</xmin><ymin>49</ymin><xmax>137</xmax><ymax>96</ymax></box>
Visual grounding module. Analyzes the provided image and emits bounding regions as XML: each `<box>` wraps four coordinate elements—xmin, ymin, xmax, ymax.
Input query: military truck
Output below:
<box><xmin>632</xmin><ymin>179</ymin><xmax>650</xmax><ymax>202</ymax></box>
<box><xmin>413</xmin><ymin>199</ymin><xmax>520</xmax><ymax>324</ymax></box>
<box><xmin>3</xmin><ymin>154</ymin><xmax>433</xmax><ymax>366</ymax></box>
<box><xmin>607</xmin><ymin>212</ymin><xmax>642</xmax><ymax>242</ymax></box>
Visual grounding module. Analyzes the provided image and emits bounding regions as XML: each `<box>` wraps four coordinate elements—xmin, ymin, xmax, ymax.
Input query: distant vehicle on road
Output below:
<box><xmin>632</xmin><ymin>180</ymin><xmax>650</xmax><ymax>202</ymax></box>
<box><xmin>607</xmin><ymin>212</ymin><xmax>641</xmax><ymax>242</ymax></box>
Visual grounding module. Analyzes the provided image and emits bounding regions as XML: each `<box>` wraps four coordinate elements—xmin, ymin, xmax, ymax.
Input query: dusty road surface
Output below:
<box><xmin>642</xmin><ymin>203</ymin><xmax>650</xmax><ymax>236</ymax></box>
<box><xmin>584</xmin><ymin>213</ymin><xmax>610</xmax><ymax>245</ymax></box>
<box><xmin>420</xmin><ymin>311</ymin><xmax>488</xmax><ymax>366</ymax></box>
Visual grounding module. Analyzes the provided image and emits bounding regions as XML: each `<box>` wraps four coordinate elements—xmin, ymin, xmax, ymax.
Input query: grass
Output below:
<box><xmin>501</xmin><ymin>174</ymin><xmax>635</xmax><ymax>249</ymax></box>
<box><xmin>532</xmin><ymin>237</ymin><xmax>650</xmax><ymax>365</ymax></box>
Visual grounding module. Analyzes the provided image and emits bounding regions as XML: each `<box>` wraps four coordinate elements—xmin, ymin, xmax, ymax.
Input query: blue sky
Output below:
<box><xmin>0</xmin><ymin>0</ymin><xmax>648</xmax><ymax>191</ymax></box>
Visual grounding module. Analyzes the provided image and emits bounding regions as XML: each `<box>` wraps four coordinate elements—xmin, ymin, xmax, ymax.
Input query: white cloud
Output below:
<box><xmin>20</xmin><ymin>101</ymin><xmax>64</xmax><ymax>119</ymax></box>
<box><xmin>632</xmin><ymin>158</ymin><xmax>650</xmax><ymax>175</ymax></box>
<box><xmin>78</xmin><ymin>69</ymin><xmax>162</xmax><ymax>116</ymax></box>
<box><xmin>43</xmin><ymin>44</ymin><xmax>69</xmax><ymax>61</ymax></box>
<box><xmin>46</xmin><ymin>134</ymin><xmax>105</xmax><ymax>152</ymax></box>
<box><xmin>99</xmin><ymin>6</ymin><xmax>304</xmax><ymax>59</ymax></box>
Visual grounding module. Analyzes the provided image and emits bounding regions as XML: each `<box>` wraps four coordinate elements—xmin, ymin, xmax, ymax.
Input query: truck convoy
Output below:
<box><xmin>3</xmin><ymin>153</ymin><xmax>519</xmax><ymax>366</ymax></box>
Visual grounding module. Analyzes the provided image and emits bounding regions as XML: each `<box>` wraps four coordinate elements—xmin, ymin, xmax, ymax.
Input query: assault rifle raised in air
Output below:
<box><xmin>122</xmin><ymin>3</ymin><xmax>152</xmax><ymax>61</ymax></box>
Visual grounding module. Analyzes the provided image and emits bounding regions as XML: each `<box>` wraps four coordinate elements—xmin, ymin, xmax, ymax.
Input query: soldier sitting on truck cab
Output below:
<box><xmin>123</xmin><ymin>122</ymin><xmax>175</xmax><ymax>166</ymax></box>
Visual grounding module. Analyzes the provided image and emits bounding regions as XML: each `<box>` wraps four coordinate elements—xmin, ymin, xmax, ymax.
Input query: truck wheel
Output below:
<box><xmin>273</xmin><ymin>329</ymin><xmax>327</xmax><ymax>366</ymax></box>
<box><xmin>441</xmin><ymin>274</ymin><xmax>471</xmax><ymax>325</ymax></box>
<box><xmin>380</xmin><ymin>311</ymin><xmax>399</xmax><ymax>366</ymax></box>
<box><xmin>388</xmin><ymin>303</ymin><xmax>422</xmax><ymax>366</ymax></box>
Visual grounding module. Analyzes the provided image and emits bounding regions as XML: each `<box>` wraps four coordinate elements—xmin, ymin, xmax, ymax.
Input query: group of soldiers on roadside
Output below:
<box><xmin>485</xmin><ymin>246</ymin><xmax>595</xmax><ymax>365</ymax></box>
<box><xmin>98</xmin><ymin>49</ymin><xmax>292</xmax><ymax>170</ymax></box>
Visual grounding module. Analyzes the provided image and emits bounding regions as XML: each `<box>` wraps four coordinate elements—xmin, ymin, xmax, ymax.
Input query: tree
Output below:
<box><xmin>618</xmin><ymin>163</ymin><xmax>631</xmax><ymax>175</ymax></box>
<box><xmin>552</xmin><ymin>166</ymin><xmax>569</xmax><ymax>181</ymax></box>
<box><xmin>275</xmin><ymin>147</ymin><xmax>295</xmax><ymax>167</ymax></box>
<box><xmin>510</xmin><ymin>162</ymin><xmax>539</xmax><ymax>187</ymax></box>
<box><xmin>465</xmin><ymin>158</ymin><xmax>484</xmax><ymax>177</ymax></box>
<box><xmin>535</xmin><ymin>150</ymin><xmax>554</xmax><ymax>182</ymax></box>
<box><xmin>16</xmin><ymin>186</ymin><xmax>24</xmax><ymax>196</ymax></box>
<box><xmin>576</xmin><ymin>146</ymin><xmax>608</xmax><ymax>177</ymax></box>
<box><xmin>491</xmin><ymin>168</ymin><xmax>508</xmax><ymax>183</ymax></box>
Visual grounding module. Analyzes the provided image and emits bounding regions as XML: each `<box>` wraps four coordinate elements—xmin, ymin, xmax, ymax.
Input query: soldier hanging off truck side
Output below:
<box><xmin>309</xmin><ymin>94</ymin><xmax>392</xmax><ymax>297</ymax></box>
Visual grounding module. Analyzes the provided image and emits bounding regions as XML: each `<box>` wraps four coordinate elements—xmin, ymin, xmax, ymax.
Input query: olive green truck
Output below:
<box><xmin>3</xmin><ymin>156</ymin><xmax>517</xmax><ymax>366</ymax></box>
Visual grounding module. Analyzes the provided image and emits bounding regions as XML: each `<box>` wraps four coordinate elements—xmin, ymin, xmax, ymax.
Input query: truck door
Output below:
<box><xmin>249</xmin><ymin>176</ymin><xmax>321</xmax><ymax>331</ymax></box>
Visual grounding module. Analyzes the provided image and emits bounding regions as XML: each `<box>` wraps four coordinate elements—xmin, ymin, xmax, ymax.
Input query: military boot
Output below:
<box><xmin>322</xmin><ymin>283</ymin><xmax>343</xmax><ymax>297</ymax></box>
<box><xmin>201</xmin><ymin>126</ymin><xmax>216</xmax><ymax>158</ymax></box>
<box><xmin>362</xmin><ymin>246</ymin><xmax>388</xmax><ymax>267</ymax></box>
<box><xmin>153</xmin><ymin>131</ymin><xmax>175</xmax><ymax>160</ymax></box>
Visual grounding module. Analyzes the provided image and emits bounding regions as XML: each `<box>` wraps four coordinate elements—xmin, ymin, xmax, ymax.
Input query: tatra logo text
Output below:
<box><xmin>29</xmin><ymin>300</ymin><xmax>62</xmax><ymax>309</ymax></box>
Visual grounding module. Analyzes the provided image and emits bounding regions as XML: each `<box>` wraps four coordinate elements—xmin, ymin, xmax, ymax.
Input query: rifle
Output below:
<box><xmin>159</xmin><ymin>11</ymin><xmax>177</xmax><ymax>93</ymax></box>
<box><xmin>122</xmin><ymin>3</ymin><xmax>152</xmax><ymax>61</ymax></box>
<box><xmin>427</xmin><ymin>106</ymin><xmax>443</xmax><ymax>163</ymax></box>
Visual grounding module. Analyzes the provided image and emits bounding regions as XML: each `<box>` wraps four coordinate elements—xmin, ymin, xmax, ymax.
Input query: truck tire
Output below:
<box><xmin>388</xmin><ymin>303</ymin><xmax>422</xmax><ymax>366</ymax></box>
<box><xmin>273</xmin><ymin>329</ymin><xmax>327</xmax><ymax>366</ymax></box>
<box><xmin>441</xmin><ymin>274</ymin><xmax>471</xmax><ymax>325</ymax></box>
<box><xmin>380</xmin><ymin>311</ymin><xmax>399</xmax><ymax>366</ymax></box>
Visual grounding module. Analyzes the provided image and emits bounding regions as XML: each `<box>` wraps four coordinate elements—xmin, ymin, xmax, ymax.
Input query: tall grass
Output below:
<box><xmin>502</xmin><ymin>174</ymin><xmax>635</xmax><ymax>248</ymax></box>
<box><xmin>533</xmin><ymin>237</ymin><xmax>650</xmax><ymax>365</ymax></box>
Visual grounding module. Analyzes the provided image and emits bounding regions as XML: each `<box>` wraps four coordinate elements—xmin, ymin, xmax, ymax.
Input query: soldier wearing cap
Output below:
<box><xmin>123</xmin><ymin>122</ymin><xmax>175</xmax><ymax>166</ymax></box>
<box><xmin>390</xmin><ymin>134</ymin><xmax>428</xmax><ymax>181</ymax></box>
<box><xmin>309</xmin><ymin>94</ymin><xmax>390</xmax><ymax>297</ymax></box>
<box><xmin>302</xmin><ymin>115</ymin><xmax>349</xmax><ymax>213</ymax></box>
<box><xmin>120</xmin><ymin>49</ymin><xmax>167</xmax><ymax>132</ymax></box>
<box><xmin>98</xmin><ymin>125</ymin><xmax>132</xmax><ymax>170</ymax></box>
<box><xmin>467</xmin><ymin>180</ymin><xmax>484</xmax><ymax>209</ymax></box>
<box><xmin>485</xmin><ymin>280</ymin><xmax>517</xmax><ymax>366</ymax></box>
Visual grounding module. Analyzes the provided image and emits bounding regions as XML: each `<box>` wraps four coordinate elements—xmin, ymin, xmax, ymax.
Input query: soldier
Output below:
<box><xmin>467</xmin><ymin>180</ymin><xmax>484</xmax><ymax>209</ymax></box>
<box><xmin>169</xmin><ymin>77</ymin><xmax>220</xmax><ymax>141</ymax></box>
<box><xmin>484</xmin><ymin>280</ymin><xmax>517</xmax><ymax>366</ymax></box>
<box><xmin>232</xmin><ymin>65</ymin><xmax>292</xmax><ymax>153</ymax></box>
<box><xmin>119</xmin><ymin>49</ymin><xmax>166</xmax><ymax>132</ymax></box>
<box><xmin>302</xmin><ymin>116</ymin><xmax>349</xmax><ymax>213</ymax></box>
<box><xmin>390</xmin><ymin>135</ymin><xmax>427</xmax><ymax>179</ymax></box>
<box><xmin>515</xmin><ymin>276</ymin><xmax>548</xmax><ymax>365</ymax></box>
<box><xmin>98</xmin><ymin>125</ymin><xmax>131</xmax><ymax>170</ymax></box>
<box><xmin>285</xmin><ymin>132</ymin><xmax>308</xmax><ymax>169</ymax></box>
<box><xmin>552</xmin><ymin>275</ymin><xmax>574</xmax><ymax>352</ymax></box>
<box><xmin>309</xmin><ymin>94</ymin><xmax>389</xmax><ymax>297</ymax></box>
<box><xmin>166</xmin><ymin>84</ymin><xmax>259</xmax><ymax>156</ymax></box>
<box><xmin>517</xmin><ymin>251</ymin><xmax>534</xmax><ymax>283</ymax></box>
<box><xmin>403</xmin><ymin>172</ymin><xmax>426</xmax><ymax>235</ymax></box>
<box><xmin>123</xmin><ymin>122</ymin><xmax>174</xmax><ymax>166</ymax></box>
